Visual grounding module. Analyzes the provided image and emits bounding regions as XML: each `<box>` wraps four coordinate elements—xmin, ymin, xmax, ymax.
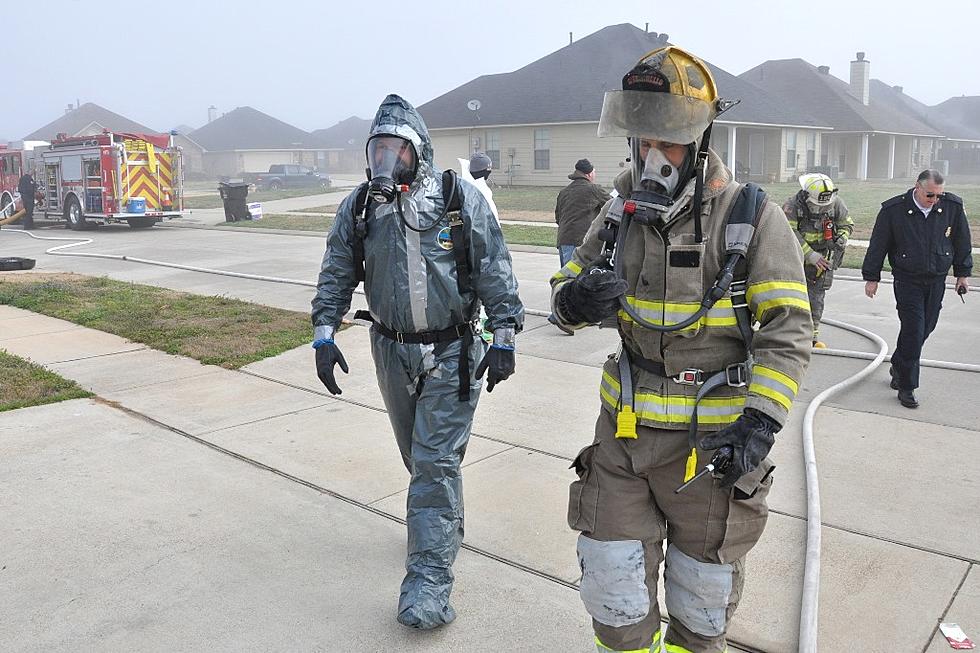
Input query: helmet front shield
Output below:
<box><xmin>597</xmin><ymin>90</ymin><xmax>716</xmax><ymax>144</ymax></box>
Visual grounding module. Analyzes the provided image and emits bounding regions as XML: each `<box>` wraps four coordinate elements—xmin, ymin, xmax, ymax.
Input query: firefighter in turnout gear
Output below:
<box><xmin>551</xmin><ymin>47</ymin><xmax>812</xmax><ymax>653</ymax></box>
<box><xmin>783</xmin><ymin>173</ymin><xmax>853</xmax><ymax>348</ymax></box>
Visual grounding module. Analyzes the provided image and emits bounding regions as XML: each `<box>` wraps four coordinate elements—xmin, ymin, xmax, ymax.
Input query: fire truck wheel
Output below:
<box><xmin>64</xmin><ymin>197</ymin><xmax>87</xmax><ymax>231</ymax></box>
<box><xmin>127</xmin><ymin>218</ymin><xmax>156</xmax><ymax>229</ymax></box>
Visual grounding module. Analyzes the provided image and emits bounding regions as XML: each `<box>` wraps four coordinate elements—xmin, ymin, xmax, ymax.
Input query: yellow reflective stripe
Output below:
<box><xmin>749</xmin><ymin>365</ymin><xmax>798</xmax><ymax>411</ymax></box>
<box><xmin>801</xmin><ymin>240</ymin><xmax>814</xmax><ymax>255</ymax></box>
<box><xmin>753</xmin><ymin>365</ymin><xmax>799</xmax><ymax>395</ymax></box>
<box><xmin>601</xmin><ymin>371</ymin><xmax>744</xmax><ymax>425</ymax></box>
<box><xmin>621</xmin><ymin>296</ymin><xmax>738</xmax><ymax>330</ymax></box>
<box><xmin>551</xmin><ymin>259</ymin><xmax>583</xmax><ymax>281</ymax></box>
<box><xmin>594</xmin><ymin>630</ymin><xmax>662</xmax><ymax>653</ymax></box>
<box><xmin>746</xmin><ymin>281</ymin><xmax>810</xmax><ymax>319</ymax></box>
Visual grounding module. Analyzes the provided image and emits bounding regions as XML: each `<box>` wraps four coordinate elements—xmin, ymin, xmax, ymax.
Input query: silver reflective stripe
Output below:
<box><xmin>750</xmin><ymin>371</ymin><xmax>796</xmax><ymax>401</ymax></box>
<box><xmin>748</xmin><ymin>286</ymin><xmax>809</xmax><ymax>307</ymax></box>
<box><xmin>401</xmin><ymin>193</ymin><xmax>429</xmax><ymax>331</ymax></box>
<box><xmin>577</xmin><ymin>535</ymin><xmax>650</xmax><ymax>627</ymax></box>
<box><xmin>664</xmin><ymin>544</ymin><xmax>732</xmax><ymax>637</ymax></box>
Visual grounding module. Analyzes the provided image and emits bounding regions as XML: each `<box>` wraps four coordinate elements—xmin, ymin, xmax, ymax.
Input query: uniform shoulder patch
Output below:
<box><xmin>707</xmin><ymin>177</ymin><xmax>726</xmax><ymax>192</ymax></box>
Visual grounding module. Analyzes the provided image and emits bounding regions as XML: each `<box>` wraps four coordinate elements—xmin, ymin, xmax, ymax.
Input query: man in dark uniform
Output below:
<box><xmin>17</xmin><ymin>173</ymin><xmax>38</xmax><ymax>229</ymax></box>
<box><xmin>862</xmin><ymin>169</ymin><xmax>973</xmax><ymax>408</ymax></box>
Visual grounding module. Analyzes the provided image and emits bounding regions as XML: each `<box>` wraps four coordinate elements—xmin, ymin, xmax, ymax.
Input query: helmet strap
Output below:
<box><xmin>691</xmin><ymin>123</ymin><xmax>713</xmax><ymax>243</ymax></box>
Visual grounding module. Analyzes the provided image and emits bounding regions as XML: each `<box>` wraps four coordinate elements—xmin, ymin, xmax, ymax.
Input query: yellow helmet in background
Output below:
<box><xmin>598</xmin><ymin>45</ymin><xmax>721</xmax><ymax>144</ymax></box>
<box><xmin>798</xmin><ymin>173</ymin><xmax>838</xmax><ymax>208</ymax></box>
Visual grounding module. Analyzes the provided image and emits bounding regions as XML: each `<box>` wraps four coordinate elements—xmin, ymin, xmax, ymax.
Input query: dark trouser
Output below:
<box><xmin>892</xmin><ymin>277</ymin><xmax>946</xmax><ymax>390</ymax></box>
<box><xmin>22</xmin><ymin>199</ymin><xmax>35</xmax><ymax>228</ymax></box>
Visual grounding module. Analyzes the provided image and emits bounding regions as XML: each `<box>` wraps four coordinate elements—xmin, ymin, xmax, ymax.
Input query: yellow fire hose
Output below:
<box><xmin>0</xmin><ymin>207</ymin><xmax>26</xmax><ymax>226</ymax></box>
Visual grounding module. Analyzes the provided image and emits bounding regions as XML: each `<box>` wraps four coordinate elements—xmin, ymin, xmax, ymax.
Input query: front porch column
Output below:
<box><xmin>887</xmin><ymin>135</ymin><xmax>896</xmax><ymax>179</ymax></box>
<box><xmin>858</xmin><ymin>133</ymin><xmax>869</xmax><ymax>180</ymax></box>
<box><xmin>727</xmin><ymin>126</ymin><xmax>737</xmax><ymax>171</ymax></box>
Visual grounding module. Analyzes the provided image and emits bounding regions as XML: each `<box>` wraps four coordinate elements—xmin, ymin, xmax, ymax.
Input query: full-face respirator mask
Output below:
<box><xmin>365</xmin><ymin>135</ymin><xmax>418</xmax><ymax>204</ymax></box>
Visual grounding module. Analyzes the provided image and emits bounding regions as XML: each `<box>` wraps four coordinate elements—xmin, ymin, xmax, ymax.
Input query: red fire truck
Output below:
<box><xmin>0</xmin><ymin>131</ymin><xmax>184</xmax><ymax>229</ymax></box>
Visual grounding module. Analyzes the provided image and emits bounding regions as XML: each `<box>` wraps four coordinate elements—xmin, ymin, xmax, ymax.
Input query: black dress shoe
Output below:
<box><xmin>897</xmin><ymin>389</ymin><xmax>919</xmax><ymax>409</ymax></box>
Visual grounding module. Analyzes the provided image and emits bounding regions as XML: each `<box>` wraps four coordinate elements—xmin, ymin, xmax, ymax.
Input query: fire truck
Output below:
<box><xmin>0</xmin><ymin>131</ymin><xmax>184</xmax><ymax>229</ymax></box>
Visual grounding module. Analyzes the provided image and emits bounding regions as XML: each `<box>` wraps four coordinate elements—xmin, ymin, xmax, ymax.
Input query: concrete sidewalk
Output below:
<box><xmin>3</xmin><ymin>303</ymin><xmax>978</xmax><ymax>651</ymax></box>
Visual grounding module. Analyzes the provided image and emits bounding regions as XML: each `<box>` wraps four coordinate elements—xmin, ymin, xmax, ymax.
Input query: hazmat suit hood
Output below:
<box><xmin>368</xmin><ymin>94</ymin><xmax>434</xmax><ymax>188</ymax></box>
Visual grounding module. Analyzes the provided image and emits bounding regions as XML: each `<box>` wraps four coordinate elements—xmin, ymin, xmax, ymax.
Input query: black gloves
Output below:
<box><xmin>476</xmin><ymin>345</ymin><xmax>515</xmax><ymax>393</ymax></box>
<box><xmin>699</xmin><ymin>408</ymin><xmax>779</xmax><ymax>488</ymax></box>
<box><xmin>314</xmin><ymin>340</ymin><xmax>349</xmax><ymax>395</ymax></box>
<box><xmin>556</xmin><ymin>267</ymin><xmax>628</xmax><ymax>324</ymax></box>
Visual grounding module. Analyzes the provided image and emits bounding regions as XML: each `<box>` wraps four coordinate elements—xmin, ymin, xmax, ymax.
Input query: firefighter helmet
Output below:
<box><xmin>799</xmin><ymin>173</ymin><xmax>838</xmax><ymax>208</ymax></box>
<box><xmin>597</xmin><ymin>46</ymin><xmax>720</xmax><ymax>144</ymax></box>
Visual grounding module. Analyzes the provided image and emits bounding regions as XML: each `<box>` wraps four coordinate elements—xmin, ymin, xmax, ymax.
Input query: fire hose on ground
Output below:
<box><xmin>3</xmin><ymin>227</ymin><xmax>980</xmax><ymax>652</ymax></box>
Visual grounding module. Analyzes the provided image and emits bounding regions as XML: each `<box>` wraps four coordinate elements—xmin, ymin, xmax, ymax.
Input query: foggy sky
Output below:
<box><xmin>4</xmin><ymin>0</ymin><xmax>978</xmax><ymax>140</ymax></box>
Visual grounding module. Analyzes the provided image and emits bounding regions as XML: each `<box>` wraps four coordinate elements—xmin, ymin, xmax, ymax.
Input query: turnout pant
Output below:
<box><xmin>569</xmin><ymin>410</ymin><xmax>774</xmax><ymax>653</ymax></box>
<box><xmin>370</xmin><ymin>329</ymin><xmax>485</xmax><ymax>629</ymax></box>
<box><xmin>804</xmin><ymin>263</ymin><xmax>833</xmax><ymax>341</ymax></box>
<box><xmin>891</xmin><ymin>277</ymin><xmax>946</xmax><ymax>390</ymax></box>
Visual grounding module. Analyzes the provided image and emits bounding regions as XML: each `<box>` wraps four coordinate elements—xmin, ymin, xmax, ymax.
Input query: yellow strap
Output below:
<box><xmin>146</xmin><ymin>143</ymin><xmax>157</xmax><ymax>173</ymax></box>
<box><xmin>616</xmin><ymin>405</ymin><xmax>637</xmax><ymax>439</ymax></box>
<box><xmin>684</xmin><ymin>448</ymin><xmax>698</xmax><ymax>482</ymax></box>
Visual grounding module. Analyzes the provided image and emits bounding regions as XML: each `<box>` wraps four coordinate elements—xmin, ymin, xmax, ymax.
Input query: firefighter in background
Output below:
<box><xmin>783</xmin><ymin>173</ymin><xmax>853</xmax><ymax>348</ymax></box>
<box><xmin>17</xmin><ymin>172</ymin><xmax>38</xmax><ymax>229</ymax></box>
<box><xmin>551</xmin><ymin>47</ymin><xmax>811</xmax><ymax>653</ymax></box>
<box><xmin>312</xmin><ymin>95</ymin><xmax>523</xmax><ymax>630</ymax></box>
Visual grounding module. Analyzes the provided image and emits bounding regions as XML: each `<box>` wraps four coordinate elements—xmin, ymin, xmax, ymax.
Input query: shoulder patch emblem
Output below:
<box><xmin>437</xmin><ymin>226</ymin><xmax>454</xmax><ymax>251</ymax></box>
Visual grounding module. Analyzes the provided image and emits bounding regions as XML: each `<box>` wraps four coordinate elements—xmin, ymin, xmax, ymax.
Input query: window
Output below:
<box><xmin>533</xmin><ymin>128</ymin><xmax>550</xmax><ymax>170</ymax></box>
<box><xmin>785</xmin><ymin>131</ymin><xmax>798</xmax><ymax>170</ymax></box>
<box><xmin>806</xmin><ymin>132</ymin><xmax>816</xmax><ymax>169</ymax></box>
<box><xmin>485</xmin><ymin>131</ymin><xmax>501</xmax><ymax>170</ymax></box>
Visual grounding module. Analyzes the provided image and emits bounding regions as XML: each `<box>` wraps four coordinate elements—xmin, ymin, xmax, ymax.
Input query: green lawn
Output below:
<box><xmin>226</xmin><ymin>214</ymin><xmax>334</xmax><ymax>231</ymax></box>
<box><xmin>287</xmin><ymin>205</ymin><xmax>338</xmax><ymax>214</ymax></box>
<box><xmin>0</xmin><ymin>350</ymin><xmax>92</xmax><ymax>412</ymax></box>
<box><xmin>491</xmin><ymin>186</ymin><xmax>562</xmax><ymax>212</ymax></box>
<box><xmin>184</xmin><ymin>187</ymin><xmax>332</xmax><ymax>210</ymax></box>
<box><xmin>0</xmin><ymin>275</ymin><xmax>313</xmax><ymax>369</ymax></box>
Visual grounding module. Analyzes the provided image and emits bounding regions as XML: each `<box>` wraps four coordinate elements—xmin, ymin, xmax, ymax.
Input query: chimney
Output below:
<box><xmin>208</xmin><ymin>105</ymin><xmax>218</xmax><ymax>123</ymax></box>
<box><xmin>893</xmin><ymin>85</ymin><xmax>903</xmax><ymax>93</ymax></box>
<box><xmin>568</xmin><ymin>31</ymin><xmax>572</xmax><ymax>45</ymax></box>
<box><xmin>849</xmin><ymin>51</ymin><xmax>870</xmax><ymax>106</ymax></box>
<box><xmin>817</xmin><ymin>65</ymin><xmax>830</xmax><ymax>75</ymax></box>
<box><xmin>65</xmin><ymin>103</ymin><xmax>74</xmax><ymax>114</ymax></box>
<box><xmin>645</xmin><ymin>22</ymin><xmax>649</xmax><ymax>32</ymax></box>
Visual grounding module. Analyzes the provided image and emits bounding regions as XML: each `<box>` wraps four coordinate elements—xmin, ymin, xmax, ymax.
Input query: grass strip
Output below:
<box><xmin>0</xmin><ymin>350</ymin><xmax>92</xmax><ymax>412</ymax></box>
<box><xmin>0</xmin><ymin>275</ymin><xmax>313</xmax><ymax>369</ymax></box>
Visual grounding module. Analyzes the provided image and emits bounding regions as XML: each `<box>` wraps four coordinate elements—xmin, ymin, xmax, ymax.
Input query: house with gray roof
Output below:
<box><xmin>310</xmin><ymin>116</ymin><xmax>371</xmax><ymax>173</ymax></box>
<box><xmin>740</xmin><ymin>55</ymin><xmax>946</xmax><ymax>180</ymax></box>
<box><xmin>23</xmin><ymin>102</ymin><xmax>160</xmax><ymax>141</ymax></box>
<box><xmin>929</xmin><ymin>96</ymin><xmax>980</xmax><ymax>175</ymax></box>
<box><xmin>188</xmin><ymin>106</ymin><xmax>330</xmax><ymax>178</ymax></box>
<box><xmin>418</xmin><ymin>23</ymin><xmax>829</xmax><ymax>186</ymax></box>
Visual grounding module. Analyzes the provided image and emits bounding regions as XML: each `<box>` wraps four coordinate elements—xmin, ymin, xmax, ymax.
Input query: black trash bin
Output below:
<box><xmin>218</xmin><ymin>182</ymin><xmax>250</xmax><ymax>222</ymax></box>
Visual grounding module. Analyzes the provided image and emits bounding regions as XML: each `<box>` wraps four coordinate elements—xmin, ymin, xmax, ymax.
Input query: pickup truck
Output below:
<box><xmin>243</xmin><ymin>164</ymin><xmax>331</xmax><ymax>191</ymax></box>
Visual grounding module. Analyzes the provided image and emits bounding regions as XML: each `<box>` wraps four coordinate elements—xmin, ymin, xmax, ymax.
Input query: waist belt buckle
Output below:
<box><xmin>726</xmin><ymin>363</ymin><xmax>747</xmax><ymax>387</ymax></box>
<box><xmin>395</xmin><ymin>331</ymin><xmax>405</xmax><ymax>345</ymax></box>
<box><xmin>674</xmin><ymin>368</ymin><xmax>704</xmax><ymax>386</ymax></box>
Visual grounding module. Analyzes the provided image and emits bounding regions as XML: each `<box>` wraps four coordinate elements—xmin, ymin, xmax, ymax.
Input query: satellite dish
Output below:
<box><xmin>466</xmin><ymin>99</ymin><xmax>482</xmax><ymax>111</ymax></box>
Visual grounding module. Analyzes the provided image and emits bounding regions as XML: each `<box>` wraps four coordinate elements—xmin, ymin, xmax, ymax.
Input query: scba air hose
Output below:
<box><xmin>3</xmin><ymin>227</ymin><xmax>979</xmax><ymax>651</ymax></box>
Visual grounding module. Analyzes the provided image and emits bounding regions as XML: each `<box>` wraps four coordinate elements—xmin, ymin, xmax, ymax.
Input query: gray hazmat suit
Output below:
<box><xmin>311</xmin><ymin>94</ymin><xmax>524</xmax><ymax>629</ymax></box>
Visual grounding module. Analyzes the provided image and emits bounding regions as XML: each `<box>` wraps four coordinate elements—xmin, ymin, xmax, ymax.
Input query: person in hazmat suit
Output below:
<box><xmin>311</xmin><ymin>94</ymin><xmax>524</xmax><ymax>630</ymax></box>
<box><xmin>782</xmin><ymin>173</ymin><xmax>853</xmax><ymax>348</ymax></box>
<box><xmin>550</xmin><ymin>47</ymin><xmax>812</xmax><ymax>653</ymax></box>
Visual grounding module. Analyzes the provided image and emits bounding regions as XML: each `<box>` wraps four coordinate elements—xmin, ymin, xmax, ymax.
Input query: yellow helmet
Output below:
<box><xmin>598</xmin><ymin>46</ymin><xmax>721</xmax><ymax>144</ymax></box>
<box><xmin>798</xmin><ymin>173</ymin><xmax>838</xmax><ymax>207</ymax></box>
